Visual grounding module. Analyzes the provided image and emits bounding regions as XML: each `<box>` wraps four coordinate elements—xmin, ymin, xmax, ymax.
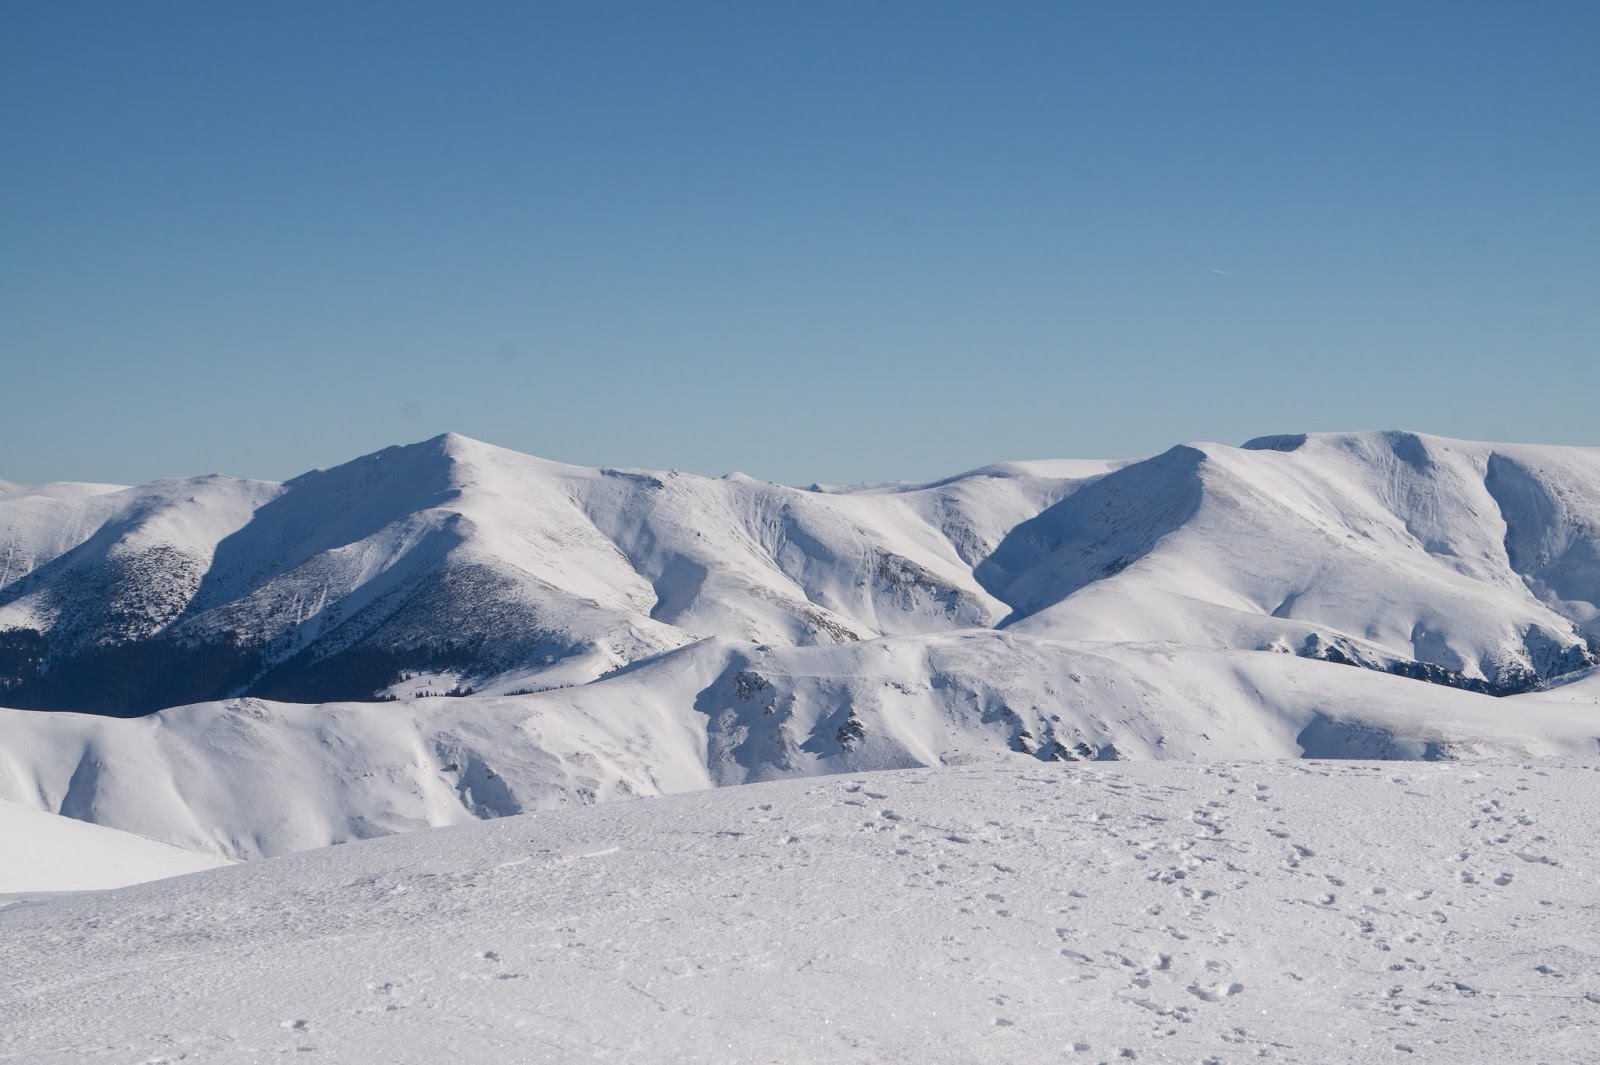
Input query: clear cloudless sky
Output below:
<box><xmin>3</xmin><ymin>1</ymin><xmax>1597</xmax><ymax>486</ymax></box>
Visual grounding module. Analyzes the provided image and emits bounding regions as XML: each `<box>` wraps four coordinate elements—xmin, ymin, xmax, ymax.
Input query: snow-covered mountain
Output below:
<box><xmin>2</xmin><ymin>430</ymin><xmax>1596</xmax><ymax>717</ymax></box>
<box><xmin>0</xmin><ymin>434</ymin><xmax>1114</xmax><ymax>714</ymax></box>
<box><xmin>2</xmin><ymin>429</ymin><xmax>1599</xmax><ymax>857</ymax></box>
<box><xmin>987</xmin><ymin>431</ymin><xmax>1600</xmax><ymax>692</ymax></box>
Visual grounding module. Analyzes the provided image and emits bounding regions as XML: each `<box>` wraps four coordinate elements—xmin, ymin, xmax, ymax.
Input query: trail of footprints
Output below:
<box><xmin>62</xmin><ymin>764</ymin><xmax>1600</xmax><ymax>1064</ymax></box>
<box><xmin>283</xmin><ymin>768</ymin><xmax>1568</xmax><ymax>1063</ymax></box>
<box><xmin>829</xmin><ymin>771</ymin><xmax>1277</xmax><ymax>1057</ymax></box>
<box><xmin>822</xmin><ymin>765</ymin><xmax>1582</xmax><ymax>1060</ymax></box>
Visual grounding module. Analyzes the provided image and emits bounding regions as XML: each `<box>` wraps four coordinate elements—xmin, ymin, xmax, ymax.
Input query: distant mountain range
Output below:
<box><xmin>3</xmin><ymin>430</ymin><xmax>1596</xmax><ymax>715</ymax></box>
<box><xmin>2</xmin><ymin>430</ymin><xmax>1598</xmax><ymax>857</ymax></box>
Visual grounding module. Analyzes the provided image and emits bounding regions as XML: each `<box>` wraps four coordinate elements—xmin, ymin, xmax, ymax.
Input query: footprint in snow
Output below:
<box><xmin>1185</xmin><ymin>981</ymin><xmax>1245</xmax><ymax>1003</ymax></box>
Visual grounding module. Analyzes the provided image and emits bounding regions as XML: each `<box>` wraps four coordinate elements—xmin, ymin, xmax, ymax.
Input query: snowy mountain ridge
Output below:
<box><xmin>2</xmin><ymin>430</ymin><xmax>1600</xmax><ymax>859</ymax></box>
<box><xmin>2</xmin><ymin>429</ymin><xmax>1596</xmax><ymax>716</ymax></box>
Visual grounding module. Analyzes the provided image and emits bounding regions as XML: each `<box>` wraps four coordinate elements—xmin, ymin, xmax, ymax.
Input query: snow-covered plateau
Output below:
<box><xmin>3</xmin><ymin>430</ymin><xmax>1600</xmax><ymax>1062</ymax></box>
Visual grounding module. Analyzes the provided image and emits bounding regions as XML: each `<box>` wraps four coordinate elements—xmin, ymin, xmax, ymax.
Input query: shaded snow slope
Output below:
<box><xmin>0</xmin><ymin>799</ymin><xmax>230</xmax><ymax>896</ymax></box>
<box><xmin>3</xmin><ymin>634</ymin><xmax>1597</xmax><ymax>859</ymax></box>
<box><xmin>5</xmin><ymin>760</ymin><xmax>1599</xmax><ymax>1064</ymax></box>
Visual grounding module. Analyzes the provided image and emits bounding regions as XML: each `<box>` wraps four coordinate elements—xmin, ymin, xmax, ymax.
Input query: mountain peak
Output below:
<box><xmin>427</xmin><ymin>430</ymin><xmax>486</xmax><ymax>454</ymax></box>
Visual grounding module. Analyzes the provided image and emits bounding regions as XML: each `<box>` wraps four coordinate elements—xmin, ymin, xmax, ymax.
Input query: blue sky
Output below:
<box><xmin>3</xmin><ymin>1</ymin><xmax>1596</xmax><ymax>486</ymax></box>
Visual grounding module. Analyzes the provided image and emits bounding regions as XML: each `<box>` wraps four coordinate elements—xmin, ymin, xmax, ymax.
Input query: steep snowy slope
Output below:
<box><xmin>6</xmin><ymin>760</ymin><xmax>1600</xmax><ymax>1064</ymax></box>
<box><xmin>985</xmin><ymin>431</ymin><xmax>1600</xmax><ymax>692</ymax></box>
<box><xmin>0</xmin><ymin>799</ymin><xmax>230</xmax><ymax>896</ymax></box>
<box><xmin>3</xmin><ymin>633</ymin><xmax>1596</xmax><ymax>858</ymax></box>
<box><xmin>0</xmin><ymin>474</ymin><xmax>288</xmax><ymax>712</ymax></box>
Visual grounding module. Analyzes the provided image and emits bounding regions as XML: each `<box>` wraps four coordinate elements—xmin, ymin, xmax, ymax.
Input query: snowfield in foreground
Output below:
<box><xmin>5</xmin><ymin>760</ymin><xmax>1599</xmax><ymax>1064</ymax></box>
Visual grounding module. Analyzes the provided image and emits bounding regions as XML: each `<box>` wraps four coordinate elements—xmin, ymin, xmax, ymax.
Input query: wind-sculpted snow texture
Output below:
<box><xmin>5</xmin><ymin>761</ymin><xmax>1600</xmax><ymax>1064</ymax></box>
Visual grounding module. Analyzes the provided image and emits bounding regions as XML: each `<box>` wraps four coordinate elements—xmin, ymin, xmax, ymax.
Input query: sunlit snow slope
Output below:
<box><xmin>0</xmin><ymin>799</ymin><xmax>229</xmax><ymax>897</ymax></box>
<box><xmin>5</xmin><ymin>761</ymin><xmax>1598</xmax><ymax>1064</ymax></box>
<box><xmin>984</xmin><ymin>431</ymin><xmax>1600</xmax><ymax>693</ymax></box>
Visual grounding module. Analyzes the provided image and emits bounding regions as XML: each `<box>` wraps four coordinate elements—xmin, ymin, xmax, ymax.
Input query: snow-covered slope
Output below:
<box><xmin>3</xmin><ymin>632</ymin><xmax>1597</xmax><ymax>859</ymax></box>
<box><xmin>0</xmin><ymin>798</ymin><xmax>230</xmax><ymax>897</ymax></box>
<box><xmin>5</xmin><ymin>760</ymin><xmax>1598</xmax><ymax>1064</ymax></box>
<box><xmin>983</xmin><ymin>431</ymin><xmax>1600</xmax><ymax>692</ymax></box>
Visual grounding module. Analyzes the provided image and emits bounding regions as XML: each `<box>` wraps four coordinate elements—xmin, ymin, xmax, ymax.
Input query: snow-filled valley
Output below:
<box><xmin>4</xmin><ymin>430</ymin><xmax>1600</xmax><ymax>1063</ymax></box>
